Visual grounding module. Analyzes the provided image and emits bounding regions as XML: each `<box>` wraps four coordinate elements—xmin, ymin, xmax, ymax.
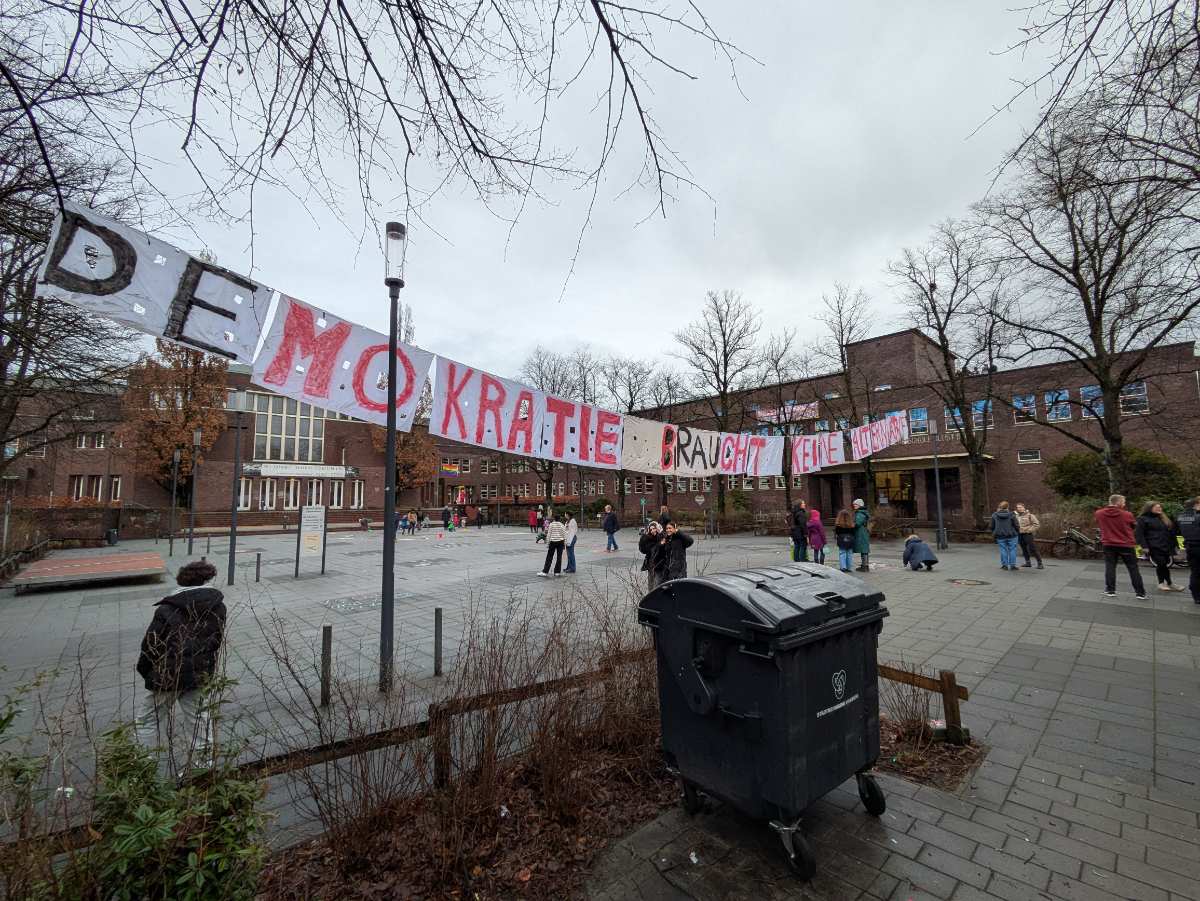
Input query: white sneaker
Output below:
<box><xmin>1159</xmin><ymin>583</ymin><xmax>1173</xmax><ymax>592</ymax></box>
<box><xmin>1104</xmin><ymin>591</ymin><xmax>1116</xmax><ymax>597</ymax></box>
<box><xmin>536</xmin><ymin>571</ymin><xmax>548</xmax><ymax>577</ymax></box>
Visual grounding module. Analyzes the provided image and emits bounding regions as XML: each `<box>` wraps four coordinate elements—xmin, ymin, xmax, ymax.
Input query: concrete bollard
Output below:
<box><xmin>434</xmin><ymin>607</ymin><xmax>443</xmax><ymax>677</ymax></box>
<box><xmin>255</xmin><ymin>552</ymin><xmax>261</xmax><ymax>582</ymax></box>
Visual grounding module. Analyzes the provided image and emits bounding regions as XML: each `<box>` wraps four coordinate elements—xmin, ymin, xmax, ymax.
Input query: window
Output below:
<box><xmin>260</xmin><ymin>479</ymin><xmax>277</xmax><ymax>510</ymax></box>
<box><xmin>754</xmin><ymin>476</ymin><xmax>766</xmax><ymax>490</ymax></box>
<box><xmin>815</xmin><ymin>419</ymin><xmax>830</xmax><ymax>432</ymax></box>
<box><xmin>69</xmin><ymin>475</ymin><xmax>85</xmax><ymax>500</ymax></box>
<box><xmin>570</xmin><ymin>481</ymin><xmax>577</xmax><ymax>496</ymax></box>
<box><xmin>3</xmin><ymin>441</ymin><xmax>16</xmax><ymax>459</ymax></box>
<box><xmin>237</xmin><ymin>478</ymin><xmax>252</xmax><ymax>510</ymax></box>
<box><xmin>792</xmin><ymin>474</ymin><xmax>803</xmax><ymax>489</ymax></box>
<box><xmin>690</xmin><ymin>478</ymin><xmax>700</xmax><ymax>493</ymax></box>
<box><xmin>823</xmin><ymin>391</ymin><xmax>841</xmax><ymax>399</ymax></box>
<box><xmin>664</xmin><ymin>478</ymin><xmax>673</xmax><ymax>494</ymax></box>
<box><xmin>1120</xmin><ymin>381</ymin><xmax>1149</xmax><ymax>415</ymax></box>
<box><xmin>1045</xmin><ymin>389</ymin><xmax>1071</xmax><ymax>422</ymax></box>
<box><xmin>742</xmin><ymin>476</ymin><xmax>755</xmax><ymax>490</ymax></box>
<box><xmin>622</xmin><ymin>478</ymin><xmax>631</xmax><ymax>495</ymax></box>
<box><xmin>329</xmin><ymin>480</ymin><xmax>344</xmax><ymax>509</ymax></box>
<box><xmin>835</xmin><ymin>417</ymin><xmax>850</xmax><ymax>430</ymax></box>
<box><xmin>87</xmin><ymin>475</ymin><xmax>102</xmax><ymax>500</ymax></box>
<box><xmin>908</xmin><ymin>408</ymin><xmax>928</xmax><ymax>436</ymax></box>
<box><xmin>597</xmin><ymin>480</ymin><xmax>605</xmax><ymax>496</ymax></box>
<box><xmin>1017</xmin><ymin>448</ymin><xmax>1042</xmax><ymax>464</ymax></box>
<box><xmin>351</xmin><ymin>480</ymin><xmax>364</xmax><ymax>509</ymax></box>
<box><xmin>1080</xmin><ymin>385</ymin><xmax>1104</xmax><ymax>418</ymax></box>
<box><xmin>727</xmin><ymin>476</ymin><xmax>738</xmax><ymax>491</ymax></box>
<box><xmin>945</xmin><ymin>406</ymin><xmax>964</xmax><ymax>430</ymax></box>
<box><xmin>93</xmin><ymin>432</ymin><xmax>106</xmax><ymax>449</ymax></box>
<box><xmin>75</xmin><ymin>434</ymin><xmax>88</xmax><ymax>449</ymax></box>
<box><xmin>25</xmin><ymin>436</ymin><xmax>46</xmax><ymax>458</ymax></box>
<box><xmin>557</xmin><ymin>482</ymin><xmax>565</xmax><ymax>496</ymax></box>
<box><xmin>971</xmin><ymin>400</ymin><xmax>993</xmax><ymax>429</ymax></box>
<box><xmin>703</xmin><ymin>477</ymin><xmax>712</xmax><ymax>492</ymax></box>
<box><xmin>252</xmin><ymin>393</ymin><xmax>325</xmax><ymax>461</ymax></box>
<box><xmin>1012</xmin><ymin>394</ymin><xmax>1036</xmax><ymax>424</ymax></box>
<box><xmin>460</xmin><ymin>458</ymin><xmax>471</xmax><ymax>474</ymax></box>
<box><xmin>874</xmin><ymin>384</ymin><xmax>892</xmax><ymax>392</ymax></box>
<box><xmin>536</xmin><ymin>482</ymin><xmax>546</xmax><ymax>497</ymax></box>
<box><xmin>283</xmin><ymin>478</ymin><xmax>300</xmax><ymax>509</ymax></box>
<box><xmin>775</xmin><ymin>476</ymin><xmax>786</xmax><ymax>489</ymax></box>
<box><xmin>306</xmin><ymin>479</ymin><xmax>322</xmax><ymax>506</ymax></box>
<box><xmin>109</xmin><ymin>476</ymin><xmax>122</xmax><ymax>501</ymax></box>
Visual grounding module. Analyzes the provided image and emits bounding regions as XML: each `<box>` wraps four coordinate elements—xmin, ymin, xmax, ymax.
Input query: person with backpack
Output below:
<box><xmin>538</xmin><ymin>513</ymin><xmax>568</xmax><ymax>576</ymax></box>
<box><xmin>990</xmin><ymin>501</ymin><xmax>1021</xmax><ymax>571</ymax></box>
<box><xmin>903</xmin><ymin>534</ymin><xmax>939</xmax><ymax>571</ymax></box>
<box><xmin>660</xmin><ymin>521</ymin><xmax>694</xmax><ymax>581</ymax></box>
<box><xmin>1094</xmin><ymin>494</ymin><xmax>1147</xmax><ymax>600</ymax></box>
<box><xmin>1135</xmin><ymin>501</ymin><xmax>1183</xmax><ymax>593</ymax></box>
<box><xmin>602</xmin><ymin>504</ymin><xmax>620</xmax><ymax>552</ymax></box>
<box><xmin>789</xmin><ymin>500</ymin><xmax>808</xmax><ymax>562</ymax></box>
<box><xmin>1014</xmin><ymin>503</ymin><xmax>1043</xmax><ymax>569</ymax></box>
<box><xmin>639</xmin><ymin>521</ymin><xmax>667</xmax><ymax>590</ymax></box>
<box><xmin>806</xmin><ymin>508</ymin><xmax>826</xmax><ymax>565</ymax></box>
<box><xmin>834</xmin><ymin>510</ymin><xmax>856</xmax><ymax>573</ymax></box>
<box><xmin>852</xmin><ymin>499</ymin><xmax>871</xmax><ymax>571</ymax></box>
<box><xmin>135</xmin><ymin>560</ymin><xmax>226</xmax><ymax>773</ymax></box>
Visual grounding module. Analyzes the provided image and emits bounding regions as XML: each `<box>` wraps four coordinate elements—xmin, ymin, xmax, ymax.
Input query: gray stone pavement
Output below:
<box><xmin>2</xmin><ymin>528</ymin><xmax>1199</xmax><ymax>897</ymax></box>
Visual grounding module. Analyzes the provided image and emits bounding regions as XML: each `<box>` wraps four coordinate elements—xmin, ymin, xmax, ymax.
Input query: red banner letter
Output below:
<box><xmin>475</xmin><ymin>375</ymin><xmax>507</xmax><ymax>445</ymax></box>
<box><xmin>545</xmin><ymin>396</ymin><xmax>576</xmax><ymax>458</ymax></box>
<box><xmin>352</xmin><ymin>344</ymin><xmax>417</xmax><ymax>413</ymax></box>
<box><xmin>595</xmin><ymin>411</ymin><xmax>621</xmax><ymax>465</ymax></box>
<box><xmin>506</xmin><ymin>390</ymin><xmax>536</xmax><ymax>453</ymax></box>
<box><xmin>262</xmin><ymin>300</ymin><xmax>352</xmax><ymax>397</ymax></box>
<box><xmin>439</xmin><ymin>362</ymin><xmax>474</xmax><ymax>439</ymax></box>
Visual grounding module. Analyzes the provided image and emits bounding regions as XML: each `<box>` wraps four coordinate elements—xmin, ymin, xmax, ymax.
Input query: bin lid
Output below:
<box><xmin>638</xmin><ymin>563</ymin><xmax>884</xmax><ymax>641</ymax></box>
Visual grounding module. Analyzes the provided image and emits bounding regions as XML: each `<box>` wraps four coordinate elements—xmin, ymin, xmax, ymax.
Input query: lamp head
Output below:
<box><xmin>384</xmin><ymin>221</ymin><xmax>407</xmax><ymax>290</ymax></box>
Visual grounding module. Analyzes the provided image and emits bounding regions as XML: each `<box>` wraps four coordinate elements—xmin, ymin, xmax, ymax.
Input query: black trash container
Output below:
<box><xmin>105</xmin><ymin>528</ymin><xmax>119</xmax><ymax>546</ymax></box>
<box><xmin>637</xmin><ymin>563</ymin><xmax>889</xmax><ymax>879</ymax></box>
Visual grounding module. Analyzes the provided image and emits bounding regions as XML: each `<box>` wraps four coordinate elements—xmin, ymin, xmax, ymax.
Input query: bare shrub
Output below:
<box><xmin>879</xmin><ymin>659</ymin><xmax>935</xmax><ymax>751</ymax></box>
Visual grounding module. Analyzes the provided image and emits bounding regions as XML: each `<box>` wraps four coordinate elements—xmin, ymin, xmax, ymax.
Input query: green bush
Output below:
<box><xmin>1045</xmin><ymin>447</ymin><xmax>1191</xmax><ymax>507</ymax></box>
<box><xmin>728</xmin><ymin>489</ymin><xmax>751</xmax><ymax>512</ymax></box>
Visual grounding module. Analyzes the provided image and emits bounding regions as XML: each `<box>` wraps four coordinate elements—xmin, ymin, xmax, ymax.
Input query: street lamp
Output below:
<box><xmin>931</xmin><ymin>420</ymin><xmax>948</xmax><ymax>551</ymax></box>
<box><xmin>188</xmin><ymin>428</ymin><xmax>202</xmax><ymax>555</ymax></box>
<box><xmin>226</xmin><ymin>390</ymin><xmax>249</xmax><ymax>585</ymax></box>
<box><xmin>169</xmin><ymin>448</ymin><xmax>181</xmax><ymax>556</ymax></box>
<box><xmin>380</xmin><ymin>221</ymin><xmax>406</xmax><ymax>693</ymax></box>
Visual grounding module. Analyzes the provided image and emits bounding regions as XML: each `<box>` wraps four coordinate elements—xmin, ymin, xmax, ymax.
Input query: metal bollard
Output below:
<box><xmin>255</xmin><ymin>552</ymin><xmax>261</xmax><ymax>582</ymax></box>
<box><xmin>434</xmin><ymin>607</ymin><xmax>443</xmax><ymax>677</ymax></box>
<box><xmin>200</xmin><ymin>555</ymin><xmax>206</xmax><ymax>563</ymax></box>
<box><xmin>206</xmin><ymin>535</ymin><xmax>211</xmax><ymax>554</ymax></box>
<box><xmin>320</xmin><ymin>624</ymin><xmax>332</xmax><ymax>708</ymax></box>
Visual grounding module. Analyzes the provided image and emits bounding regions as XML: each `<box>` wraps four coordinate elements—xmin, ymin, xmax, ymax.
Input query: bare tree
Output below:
<box><xmin>519</xmin><ymin>346</ymin><xmax>579</xmax><ymax>503</ymax></box>
<box><xmin>673</xmin><ymin>289</ymin><xmax>761</xmax><ymax>513</ymax></box>
<box><xmin>978</xmin><ymin>123</ymin><xmax>1200</xmax><ymax>493</ymax></box>
<box><xmin>600</xmin><ymin>354</ymin><xmax>655</xmax><ymax>514</ymax></box>
<box><xmin>888</xmin><ymin>220</ymin><xmax>1009</xmax><ymax>528</ymax></box>
<box><xmin>646</xmin><ymin>366</ymin><xmax>689</xmax><ymax>416</ymax></box>
<box><xmin>753</xmin><ymin>329</ymin><xmax>812</xmax><ymax>510</ymax></box>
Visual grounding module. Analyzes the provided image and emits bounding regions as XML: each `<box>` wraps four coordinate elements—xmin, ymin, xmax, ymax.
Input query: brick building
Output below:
<box><xmin>3</xmin><ymin>331</ymin><xmax>1196</xmax><ymax>531</ymax></box>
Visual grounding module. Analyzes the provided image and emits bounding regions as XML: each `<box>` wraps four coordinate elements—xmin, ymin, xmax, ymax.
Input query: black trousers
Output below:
<box><xmin>542</xmin><ymin>540</ymin><xmax>564</xmax><ymax>574</ymax></box>
<box><xmin>1148</xmin><ymin>548</ymin><xmax>1173</xmax><ymax>586</ymax></box>
<box><xmin>1018</xmin><ymin>533</ymin><xmax>1042</xmax><ymax>564</ymax></box>
<box><xmin>1189</xmin><ymin>547</ymin><xmax>1200</xmax><ymax>602</ymax></box>
<box><xmin>1104</xmin><ymin>546</ymin><xmax>1145</xmax><ymax>596</ymax></box>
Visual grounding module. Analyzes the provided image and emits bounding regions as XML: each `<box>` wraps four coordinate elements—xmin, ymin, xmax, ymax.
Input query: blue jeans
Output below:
<box><xmin>838</xmin><ymin>548</ymin><xmax>853</xmax><ymax>570</ymax></box>
<box><xmin>565</xmin><ymin>538</ymin><xmax>577</xmax><ymax>572</ymax></box>
<box><xmin>997</xmin><ymin>536</ymin><xmax>1019</xmax><ymax>567</ymax></box>
<box><xmin>606</xmin><ymin>532</ymin><xmax>618</xmax><ymax>551</ymax></box>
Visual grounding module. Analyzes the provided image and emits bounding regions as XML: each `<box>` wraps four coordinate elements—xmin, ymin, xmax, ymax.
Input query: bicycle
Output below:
<box><xmin>1052</xmin><ymin>526</ymin><xmax>1101</xmax><ymax>559</ymax></box>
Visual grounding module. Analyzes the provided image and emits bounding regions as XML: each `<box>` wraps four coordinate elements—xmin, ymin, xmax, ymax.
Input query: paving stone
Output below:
<box><xmin>917</xmin><ymin>845</ymin><xmax>990</xmax><ymax>890</ymax></box>
<box><xmin>908</xmin><ymin>820</ymin><xmax>978</xmax><ymax>861</ymax></box>
<box><xmin>1046</xmin><ymin>872</ymin><xmax>1133</xmax><ymax>901</ymax></box>
<box><xmin>1146</xmin><ymin>846</ymin><xmax>1200</xmax><ymax>882</ymax></box>
<box><xmin>1024</xmin><ymin>828</ymin><xmax>1116</xmax><ymax>871</ymax></box>
<box><xmin>1115</xmin><ymin>855</ymin><xmax>1200</xmax><ymax>900</ymax></box>
<box><xmin>937</xmin><ymin>813</ymin><xmax>1007</xmax><ymax>850</ymax></box>
<box><xmin>971</xmin><ymin>846</ymin><xmax>1051</xmax><ymax>891</ymax></box>
<box><xmin>883</xmin><ymin>854</ymin><xmax>958</xmax><ymax>899</ymax></box>
<box><xmin>1000</xmin><ymin>834</ymin><xmax>1081</xmax><ymax>879</ymax></box>
<box><xmin>1079</xmin><ymin>866</ymin><xmax>1169</xmax><ymax>901</ymax></box>
<box><xmin>1048</xmin><ymin>801</ymin><xmax>1123</xmax><ymax>836</ymax></box>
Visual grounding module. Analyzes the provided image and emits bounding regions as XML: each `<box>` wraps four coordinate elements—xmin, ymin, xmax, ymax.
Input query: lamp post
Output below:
<box><xmin>227</xmin><ymin>390</ymin><xmax>248</xmax><ymax>585</ymax></box>
<box><xmin>168</xmin><ymin>449</ymin><xmax>181</xmax><ymax>556</ymax></box>
<box><xmin>380</xmin><ymin>221</ymin><xmax>407</xmax><ymax>693</ymax></box>
<box><xmin>188</xmin><ymin>428</ymin><xmax>202</xmax><ymax>555</ymax></box>
<box><xmin>931</xmin><ymin>420</ymin><xmax>947</xmax><ymax>550</ymax></box>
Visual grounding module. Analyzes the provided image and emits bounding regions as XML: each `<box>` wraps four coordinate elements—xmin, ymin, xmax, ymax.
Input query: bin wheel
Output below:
<box><xmin>784</xmin><ymin>830</ymin><xmax>816</xmax><ymax>880</ymax></box>
<box><xmin>857</xmin><ymin>774</ymin><xmax>886</xmax><ymax>817</ymax></box>
<box><xmin>681</xmin><ymin>781</ymin><xmax>703</xmax><ymax>816</ymax></box>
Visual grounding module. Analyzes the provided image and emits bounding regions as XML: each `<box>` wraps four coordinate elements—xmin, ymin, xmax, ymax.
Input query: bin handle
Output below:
<box><xmin>658</xmin><ymin>624</ymin><xmax>718</xmax><ymax>716</ymax></box>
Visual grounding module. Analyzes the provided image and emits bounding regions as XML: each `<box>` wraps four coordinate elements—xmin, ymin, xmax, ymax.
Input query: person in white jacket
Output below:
<box><xmin>563</xmin><ymin>513</ymin><xmax>579</xmax><ymax>573</ymax></box>
<box><xmin>538</xmin><ymin>514</ymin><xmax>568</xmax><ymax>576</ymax></box>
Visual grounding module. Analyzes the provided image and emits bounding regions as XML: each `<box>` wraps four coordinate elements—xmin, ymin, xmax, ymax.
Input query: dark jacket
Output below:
<box><xmin>639</xmin><ymin>530</ymin><xmax>666</xmax><ymax>575</ymax></box>
<box><xmin>1177</xmin><ymin>507</ymin><xmax>1200</xmax><ymax>549</ymax></box>
<box><xmin>1135</xmin><ymin>513</ymin><xmax>1177</xmax><ymax>554</ymax></box>
<box><xmin>603</xmin><ymin>511</ymin><xmax>620</xmax><ymax>534</ymax></box>
<box><xmin>903</xmin><ymin>537</ymin><xmax>938</xmax><ymax>567</ymax></box>
<box><xmin>136</xmin><ymin>587</ymin><xmax>226</xmax><ymax>692</ymax></box>
<box><xmin>834</xmin><ymin>525</ymin><xmax>856</xmax><ymax>551</ymax></box>
<box><xmin>789</xmin><ymin>507</ymin><xmax>808</xmax><ymax>544</ymax></box>
<box><xmin>990</xmin><ymin>510</ymin><xmax>1019</xmax><ymax>540</ymax></box>
<box><xmin>442</xmin><ymin>507</ymin><xmax>451</xmax><ymax>525</ymax></box>
<box><xmin>658</xmin><ymin>510</ymin><xmax>672</xmax><ymax>527</ymax></box>
<box><xmin>661</xmin><ymin>531</ymin><xmax>694</xmax><ymax>580</ymax></box>
<box><xmin>1094</xmin><ymin>505</ymin><xmax>1136</xmax><ymax>547</ymax></box>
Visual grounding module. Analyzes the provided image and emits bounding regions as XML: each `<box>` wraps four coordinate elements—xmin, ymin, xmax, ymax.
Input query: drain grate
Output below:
<box><xmin>947</xmin><ymin>578</ymin><xmax>990</xmax><ymax>587</ymax></box>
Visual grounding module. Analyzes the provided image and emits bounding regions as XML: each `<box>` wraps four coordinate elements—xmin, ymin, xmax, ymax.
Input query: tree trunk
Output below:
<box><xmin>616</xmin><ymin>468</ymin><xmax>626</xmax><ymax>513</ymax></box>
<box><xmin>969</xmin><ymin>457</ymin><xmax>989</xmax><ymax>530</ymax></box>
<box><xmin>717</xmin><ymin>475</ymin><xmax>726</xmax><ymax>514</ymax></box>
<box><xmin>1103</xmin><ymin>438</ymin><xmax>1123</xmax><ymax>498</ymax></box>
<box><xmin>782</xmin><ymin>429</ymin><xmax>793</xmax><ymax>510</ymax></box>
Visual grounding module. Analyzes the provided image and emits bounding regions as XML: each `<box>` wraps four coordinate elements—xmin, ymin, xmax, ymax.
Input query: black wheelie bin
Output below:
<box><xmin>637</xmin><ymin>563</ymin><xmax>889</xmax><ymax>880</ymax></box>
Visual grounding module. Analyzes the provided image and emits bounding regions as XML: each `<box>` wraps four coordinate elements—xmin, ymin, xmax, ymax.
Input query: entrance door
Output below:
<box><xmin>875</xmin><ymin>471</ymin><xmax>916</xmax><ymax>517</ymax></box>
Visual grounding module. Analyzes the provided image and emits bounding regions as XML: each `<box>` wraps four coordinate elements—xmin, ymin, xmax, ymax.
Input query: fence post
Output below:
<box><xmin>939</xmin><ymin>670</ymin><xmax>966</xmax><ymax>744</ymax></box>
<box><xmin>320</xmin><ymin>624</ymin><xmax>332</xmax><ymax>708</ymax></box>
<box><xmin>255</xmin><ymin>552</ymin><xmax>261</xmax><ymax>583</ymax></box>
<box><xmin>434</xmin><ymin>607</ymin><xmax>443</xmax><ymax>677</ymax></box>
<box><xmin>206</xmin><ymin>535</ymin><xmax>211</xmax><ymax>555</ymax></box>
<box><xmin>430</xmin><ymin>703</ymin><xmax>450</xmax><ymax>789</ymax></box>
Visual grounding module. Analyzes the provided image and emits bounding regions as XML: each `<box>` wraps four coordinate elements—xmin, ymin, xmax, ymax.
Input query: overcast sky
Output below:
<box><xmin>171</xmin><ymin>2</ymin><xmax>1050</xmax><ymax>379</ymax></box>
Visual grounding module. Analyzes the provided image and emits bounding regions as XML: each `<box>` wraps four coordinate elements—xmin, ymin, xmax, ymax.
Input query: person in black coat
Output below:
<box><xmin>602</xmin><ymin>504</ymin><xmax>620</xmax><ymax>552</ymax></box>
<box><xmin>639</xmin><ymin>521</ymin><xmax>667</xmax><ymax>590</ymax></box>
<box><xmin>1136</xmin><ymin>502</ymin><xmax>1183</xmax><ymax>592</ymax></box>
<box><xmin>902</xmin><ymin>534</ymin><xmax>939</xmax><ymax>571</ymax></box>
<box><xmin>789</xmin><ymin>500</ymin><xmax>808</xmax><ymax>563</ymax></box>
<box><xmin>660</xmin><ymin>522</ymin><xmax>694</xmax><ymax>581</ymax></box>
<box><xmin>135</xmin><ymin>560</ymin><xmax>226</xmax><ymax>772</ymax></box>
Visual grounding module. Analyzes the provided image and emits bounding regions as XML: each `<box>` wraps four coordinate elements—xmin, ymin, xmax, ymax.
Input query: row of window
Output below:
<box><xmin>68</xmin><ymin>475</ymin><xmax>121</xmax><ymax>501</ymax></box>
<box><xmin>236</xmin><ymin>478</ymin><xmax>365</xmax><ymax>510</ymax></box>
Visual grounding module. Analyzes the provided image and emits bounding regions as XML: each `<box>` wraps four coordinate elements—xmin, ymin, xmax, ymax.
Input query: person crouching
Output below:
<box><xmin>903</xmin><ymin>534</ymin><xmax>938</xmax><ymax>572</ymax></box>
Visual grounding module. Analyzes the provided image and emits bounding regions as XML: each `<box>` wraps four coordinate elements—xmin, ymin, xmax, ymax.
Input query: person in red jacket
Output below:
<box><xmin>1095</xmin><ymin>494</ymin><xmax>1147</xmax><ymax>600</ymax></box>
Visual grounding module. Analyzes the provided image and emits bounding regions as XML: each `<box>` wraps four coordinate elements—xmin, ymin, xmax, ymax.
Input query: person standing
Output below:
<box><xmin>538</xmin><ymin>514</ymin><xmax>567</xmax><ymax>576</ymax></box>
<box><xmin>852</xmin><ymin>499</ymin><xmax>871</xmax><ymax>572</ymax></box>
<box><xmin>990</xmin><ymin>501</ymin><xmax>1021</xmax><ymax>571</ymax></box>
<box><xmin>1175</xmin><ymin>497</ymin><xmax>1200</xmax><ymax>604</ymax></box>
<box><xmin>536</xmin><ymin>505</ymin><xmax>545</xmax><ymax>532</ymax></box>
<box><xmin>658</xmin><ymin>505</ymin><xmax>672</xmax><ymax>527</ymax></box>
<box><xmin>1095</xmin><ymin>494</ymin><xmax>1147</xmax><ymax>600</ymax></box>
<box><xmin>807</xmin><ymin>508</ymin><xmax>826</xmax><ymax>565</ymax></box>
<box><xmin>661</xmin><ymin>521</ymin><xmax>694</xmax><ymax>581</ymax></box>
<box><xmin>441</xmin><ymin>505</ymin><xmax>451</xmax><ymax>530</ymax></box>
<box><xmin>1015</xmin><ymin>503</ymin><xmax>1044</xmax><ymax>569</ymax></box>
<box><xmin>135</xmin><ymin>560</ymin><xmax>226</xmax><ymax>774</ymax></box>
<box><xmin>903</xmin><ymin>534</ymin><xmax>939</xmax><ymax>571</ymax></box>
<box><xmin>834</xmin><ymin>510</ymin><xmax>856</xmax><ymax>573</ymax></box>
<box><xmin>639</xmin><ymin>521</ymin><xmax>666</xmax><ymax>590</ymax></box>
<box><xmin>1136</xmin><ymin>501</ymin><xmax>1183</xmax><ymax>593</ymax></box>
<box><xmin>527</xmin><ymin>507</ymin><xmax>538</xmax><ymax>534</ymax></box>
<box><xmin>789</xmin><ymin>500</ymin><xmax>809</xmax><ymax>563</ymax></box>
<box><xmin>564</xmin><ymin>511</ymin><xmax>579</xmax><ymax>573</ymax></box>
<box><xmin>407</xmin><ymin>511</ymin><xmax>417</xmax><ymax>535</ymax></box>
<box><xmin>602</xmin><ymin>504</ymin><xmax>620</xmax><ymax>552</ymax></box>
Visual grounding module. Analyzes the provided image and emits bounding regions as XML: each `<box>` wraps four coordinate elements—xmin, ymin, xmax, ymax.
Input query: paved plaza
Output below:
<box><xmin>2</xmin><ymin>526</ymin><xmax>1199</xmax><ymax>898</ymax></box>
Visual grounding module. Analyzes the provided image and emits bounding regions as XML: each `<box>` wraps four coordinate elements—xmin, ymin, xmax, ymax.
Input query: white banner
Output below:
<box><xmin>37</xmin><ymin>202</ymin><xmax>272</xmax><ymax>362</ymax></box>
<box><xmin>620</xmin><ymin>416</ymin><xmax>675</xmax><ymax>473</ymax></box>
<box><xmin>253</xmin><ymin>296</ymin><xmax>432</xmax><ymax>430</ymax></box>
<box><xmin>673</xmin><ymin>426</ymin><xmax>722</xmax><ymax>476</ymax></box>
<box><xmin>791</xmin><ymin>436</ymin><xmax>822</xmax><ymax>475</ymax></box>
<box><xmin>537</xmin><ymin>396</ymin><xmax>623</xmax><ymax>469</ymax></box>
<box><xmin>850</xmin><ymin>424</ymin><xmax>872</xmax><ymax>461</ymax></box>
<box><xmin>824</xmin><ymin>430</ymin><xmax>847</xmax><ymax>466</ymax></box>
<box><xmin>430</xmin><ymin>356</ymin><xmax>546</xmax><ymax>456</ymax></box>
<box><xmin>747</xmin><ymin>435</ymin><xmax>784</xmax><ymax>476</ymax></box>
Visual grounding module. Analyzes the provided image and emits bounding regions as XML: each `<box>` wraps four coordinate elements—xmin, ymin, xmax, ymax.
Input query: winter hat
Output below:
<box><xmin>808</xmin><ymin>508</ymin><xmax>821</xmax><ymax>521</ymax></box>
<box><xmin>852</xmin><ymin>498</ymin><xmax>864</xmax><ymax>509</ymax></box>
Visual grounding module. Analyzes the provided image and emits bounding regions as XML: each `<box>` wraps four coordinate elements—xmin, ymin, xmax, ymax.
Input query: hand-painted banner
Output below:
<box><xmin>253</xmin><ymin>296</ymin><xmax>432</xmax><ymax>430</ymax></box>
<box><xmin>718</xmin><ymin>432</ymin><xmax>754</xmax><ymax>475</ymax></box>
<box><xmin>622</xmin><ymin>416</ymin><xmax>676</xmax><ymax>473</ymax></box>
<box><xmin>536</xmin><ymin>397</ymin><xmax>623</xmax><ymax>470</ymax></box>
<box><xmin>850</xmin><ymin>424</ymin><xmax>873</xmax><ymax>461</ymax></box>
<box><xmin>791</xmin><ymin>436</ymin><xmax>822</xmax><ymax>474</ymax></box>
<box><xmin>886</xmin><ymin>411</ymin><xmax>909</xmax><ymax>443</ymax></box>
<box><xmin>748</xmin><ymin>435</ymin><xmax>784</xmax><ymax>476</ymax></box>
<box><xmin>869</xmin><ymin>419</ymin><xmax>889</xmax><ymax>454</ymax></box>
<box><xmin>37</xmin><ymin>202</ymin><xmax>272</xmax><ymax>362</ymax></box>
<box><xmin>824</xmin><ymin>430</ymin><xmax>846</xmax><ymax>466</ymax></box>
<box><xmin>430</xmin><ymin>356</ymin><xmax>547</xmax><ymax>456</ymax></box>
<box><xmin>673</xmin><ymin>426</ymin><xmax>722</xmax><ymax>476</ymax></box>
<box><xmin>755</xmin><ymin>401</ymin><xmax>819</xmax><ymax>423</ymax></box>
